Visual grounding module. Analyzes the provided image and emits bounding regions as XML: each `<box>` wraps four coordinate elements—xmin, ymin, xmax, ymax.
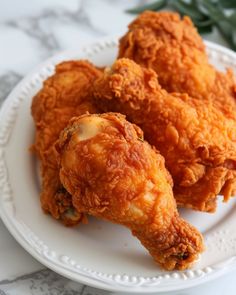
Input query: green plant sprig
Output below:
<box><xmin>127</xmin><ymin>0</ymin><xmax>236</xmax><ymax>50</ymax></box>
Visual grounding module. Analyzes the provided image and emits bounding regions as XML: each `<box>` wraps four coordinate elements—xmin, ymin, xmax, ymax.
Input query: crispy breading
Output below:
<box><xmin>93</xmin><ymin>58</ymin><xmax>236</xmax><ymax>212</ymax></box>
<box><xmin>118</xmin><ymin>11</ymin><xmax>236</xmax><ymax>120</ymax></box>
<box><xmin>57</xmin><ymin>113</ymin><xmax>204</xmax><ymax>270</ymax></box>
<box><xmin>31</xmin><ymin>60</ymin><xmax>101</xmax><ymax>225</ymax></box>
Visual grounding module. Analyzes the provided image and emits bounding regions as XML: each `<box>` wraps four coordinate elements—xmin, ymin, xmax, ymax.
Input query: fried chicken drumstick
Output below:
<box><xmin>57</xmin><ymin>113</ymin><xmax>204</xmax><ymax>270</ymax></box>
<box><xmin>31</xmin><ymin>60</ymin><xmax>101</xmax><ymax>225</ymax></box>
<box><xmin>93</xmin><ymin>58</ymin><xmax>236</xmax><ymax>212</ymax></box>
<box><xmin>119</xmin><ymin>11</ymin><xmax>236</xmax><ymax>120</ymax></box>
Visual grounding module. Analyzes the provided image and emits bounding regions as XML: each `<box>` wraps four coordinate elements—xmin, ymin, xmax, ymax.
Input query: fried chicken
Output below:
<box><xmin>31</xmin><ymin>60</ymin><xmax>101</xmax><ymax>225</ymax></box>
<box><xmin>93</xmin><ymin>58</ymin><xmax>236</xmax><ymax>212</ymax></box>
<box><xmin>118</xmin><ymin>11</ymin><xmax>236</xmax><ymax>120</ymax></box>
<box><xmin>57</xmin><ymin>113</ymin><xmax>204</xmax><ymax>270</ymax></box>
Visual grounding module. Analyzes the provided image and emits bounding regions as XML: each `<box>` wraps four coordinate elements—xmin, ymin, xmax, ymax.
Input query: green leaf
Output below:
<box><xmin>191</xmin><ymin>12</ymin><xmax>214</xmax><ymax>33</ymax></box>
<box><xmin>217</xmin><ymin>20</ymin><xmax>236</xmax><ymax>50</ymax></box>
<box><xmin>227</xmin><ymin>11</ymin><xmax>236</xmax><ymax>26</ymax></box>
<box><xmin>194</xmin><ymin>18</ymin><xmax>215</xmax><ymax>27</ymax></box>
<box><xmin>200</xmin><ymin>1</ymin><xmax>225</xmax><ymax>21</ymax></box>
<box><xmin>196</xmin><ymin>24</ymin><xmax>213</xmax><ymax>34</ymax></box>
<box><xmin>126</xmin><ymin>0</ymin><xmax>167</xmax><ymax>14</ymax></box>
<box><xmin>219</xmin><ymin>0</ymin><xmax>236</xmax><ymax>8</ymax></box>
<box><xmin>170</xmin><ymin>0</ymin><xmax>206</xmax><ymax>20</ymax></box>
<box><xmin>191</xmin><ymin>0</ymin><xmax>197</xmax><ymax>5</ymax></box>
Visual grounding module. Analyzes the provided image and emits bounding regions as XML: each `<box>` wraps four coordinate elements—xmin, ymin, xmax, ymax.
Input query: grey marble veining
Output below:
<box><xmin>0</xmin><ymin>0</ymin><xmax>147</xmax><ymax>75</ymax></box>
<box><xmin>4</xmin><ymin>1</ymin><xmax>107</xmax><ymax>56</ymax></box>
<box><xmin>0</xmin><ymin>269</ymin><xmax>110</xmax><ymax>295</ymax></box>
<box><xmin>0</xmin><ymin>71</ymin><xmax>22</xmax><ymax>106</ymax></box>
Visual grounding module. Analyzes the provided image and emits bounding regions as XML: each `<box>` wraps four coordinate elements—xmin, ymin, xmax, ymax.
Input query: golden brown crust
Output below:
<box><xmin>118</xmin><ymin>11</ymin><xmax>236</xmax><ymax>120</ymax></box>
<box><xmin>93</xmin><ymin>58</ymin><xmax>236</xmax><ymax>212</ymax></box>
<box><xmin>31</xmin><ymin>60</ymin><xmax>102</xmax><ymax>225</ymax></box>
<box><xmin>57</xmin><ymin>113</ymin><xmax>204</xmax><ymax>270</ymax></box>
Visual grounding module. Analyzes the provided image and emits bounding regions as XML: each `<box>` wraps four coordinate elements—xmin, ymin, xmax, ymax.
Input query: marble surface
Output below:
<box><xmin>0</xmin><ymin>0</ymin><xmax>236</xmax><ymax>294</ymax></box>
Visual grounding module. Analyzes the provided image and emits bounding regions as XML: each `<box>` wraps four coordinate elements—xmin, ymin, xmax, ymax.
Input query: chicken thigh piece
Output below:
<box><xmin>57</xmin><ymin>113</ymin><xmax>204</xmax><ymax>270</ymax></box>
<box><xmin>31</xmin><ymin>60</ymin><xmax>101</xmax><ymax>225</ymax></box>
<box><xmin>93</xmin><ymin>58</ymin><xmax>236</xmax><ymax>212</ymax></box>
<box><xmin>118</xmin><ymin>11</ymin><xmax>236</xmax><ymax>120</ymax></box>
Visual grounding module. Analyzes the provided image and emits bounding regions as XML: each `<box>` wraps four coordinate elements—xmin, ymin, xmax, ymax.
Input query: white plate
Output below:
<box><xmin>0</xmin><ymin>37</ymin><xmax>236</xmax><ymax>294</ymax></box>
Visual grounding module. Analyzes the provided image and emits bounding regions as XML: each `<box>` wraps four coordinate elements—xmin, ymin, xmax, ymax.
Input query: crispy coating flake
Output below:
<box><xmin>93</xmin><ymin>58</ymin><xmax>236</xmax><ymax>212</ymax></box>
<box><xmin>118</xmin><ymin>11</ymin><xmax>236</xmax><ymax>120</ymax></box>
<box><xmin>31</xmin><ymin>60</ymin><xmax>101</xmax><ymax>225</ymax></box>
<box><xmin>57</xmin><ymin>112</ymin><xmax>204</xmax><ymax>270</ymax></box>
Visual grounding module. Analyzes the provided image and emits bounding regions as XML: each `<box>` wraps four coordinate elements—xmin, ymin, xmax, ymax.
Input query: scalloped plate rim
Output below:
<box><xmin>0</xmin><ymin>37</ymin><xmax>236</xmax><ymax>293</ymax></box>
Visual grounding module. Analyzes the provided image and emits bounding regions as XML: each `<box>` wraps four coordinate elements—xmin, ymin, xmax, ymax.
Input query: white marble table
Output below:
<box><xmin>0</xmin><ymin>0</ymin><xmax>236</xmax><ymax>294</ymax></box>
